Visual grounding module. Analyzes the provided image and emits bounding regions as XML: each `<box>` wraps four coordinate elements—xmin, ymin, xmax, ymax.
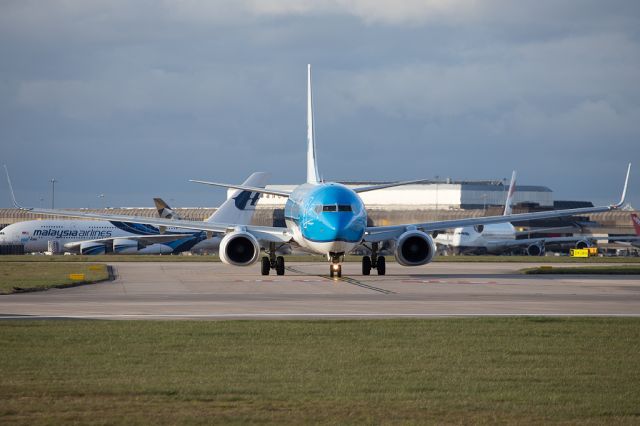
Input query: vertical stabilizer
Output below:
<box><xmin>503</xmin><ymin>170</ymin><xmax>517</xmax><ymax>216</ymax></box>
<box><xmin>632</xmin><ymin>213</ymin><xmax>640</xmax><ymax>236</ymax></box>
<box><xmin>307</xmin><ymin>64</ymin><xmax>320</xmax><ymax>184</ymax></box>
<box><xmin>206</xmin><ymin>172</ymin><xmax>270</xmax><ymax>224</ymax></box>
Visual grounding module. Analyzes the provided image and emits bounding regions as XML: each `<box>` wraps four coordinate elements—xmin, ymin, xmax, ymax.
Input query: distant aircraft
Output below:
<box><xmin>5</xmin><ymin>65</ymin><xmax>631</xmax><ymax>276</ymax></box>
<box><xmin>605</xmin><ymin>213</ymin><xmax>640</xmax><ymax>249</ymax></box>
<box><xmin>434</xmin><ymin>171</ymin><xmax>610</xmax><ymax>255</ymax></box>
<box><xmin>0</xmin><ymin>174</ymin><xmax>267</xmax><ymax>255</ymax></box>
<box><xmin>0</xmin><ymin>219</ymin><xmax>204</xmax><ymax>254</ymax></box>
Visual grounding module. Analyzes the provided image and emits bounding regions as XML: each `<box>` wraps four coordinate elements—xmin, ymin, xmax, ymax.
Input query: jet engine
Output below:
<box><xmin>526</xmin><ymin>242</ymin><xmax>545</xmax><ymax>256</ymax></box>
<box><xmin>394</xmin><ymin>230</ymin><xmax>436</xmax><ymax>266</ymax></box>
<box><xmin>138</xmin><ymin>244</ymin><xmax>174</xmax><ymax>254</ymax></box>
<box><xmin>219</xmin><ymin>232</ymin><xmax>260</xmax><ymax>266</ymax></box>
<box><xmin>113</xmin><ymin>238</ymin><xmax>140</xmax><ymax>254</ymax></box>
<box><xmin>79</xmin><ymin>241</ymin><xmax>106</xmax><ymax>255</ymax></box>
<box><xmin>575</xmin><ymin>239</ymin><xmax>592</xmax><ymax>249</ymax></box>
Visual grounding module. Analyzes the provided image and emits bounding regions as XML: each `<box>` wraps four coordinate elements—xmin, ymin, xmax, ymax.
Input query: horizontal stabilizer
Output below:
<box><xmin>189</xmin><ymin>179</ymin><xmax>291</xmax><ymax>198</ymax></box>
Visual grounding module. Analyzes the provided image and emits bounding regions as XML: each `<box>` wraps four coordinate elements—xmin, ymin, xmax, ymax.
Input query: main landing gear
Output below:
<box><xmin>261</xmin><ymin>242</ymin><xmax>285</xmax><ymax>276</ymax></box>
<box><xmin>362</xmin><ymin>242</ymin><xmax>386</xmax><ymax>276</ymax></box>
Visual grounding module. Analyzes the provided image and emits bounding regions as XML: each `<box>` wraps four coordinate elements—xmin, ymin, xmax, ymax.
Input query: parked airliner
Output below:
<box><xmin>1</xmin><ymin>173</ymin><xmax>268</xmax><ymax>255</ymax></box>
<box><xmin>434</xmin><ymin>171</ymin><xmax>615</xmax><ymax>255</ymax></box>
<box><xmin>5</xmin><ymin>65</ymin><xmax>631</xmax><ymax>277</ymax></box>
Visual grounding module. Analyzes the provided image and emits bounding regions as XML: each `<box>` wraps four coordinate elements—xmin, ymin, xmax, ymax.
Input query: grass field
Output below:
<box><xmin>0</xmin><ymin>254</ymin><xmax>639</xmax><ymax>263</ymax></box>
<box><xmin>523</xmin><ymin>265</ymin><xmax>640</xmax><ymax>274</ymax></box>
<box><xmin>0</xmin><ymin>318</ymin><xmax>639</xmax><ymax>424</ymax></box>
<box><xmin>0</xmin><ymin>263</ymin><xmax>109</xmax><ymax>294</ymax></box>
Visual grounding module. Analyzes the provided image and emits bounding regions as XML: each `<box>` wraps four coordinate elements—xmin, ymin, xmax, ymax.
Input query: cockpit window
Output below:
<box><xmin>338</xmin><ymin>205</ymin><xmax>352</xmax><ymax>212</ymax></box>
<box><xmin>322</xmin><ymin>205</ymin><xmax>337</xmax><ymax>212</ymax></box>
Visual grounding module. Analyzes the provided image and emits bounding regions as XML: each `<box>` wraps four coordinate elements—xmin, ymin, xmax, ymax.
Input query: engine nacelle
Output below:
<box><xmin>394</xmin><ymin>230</ymin><xmax>436</xmax><ymax>266</ymax></box>
<box><xmin>219</xmin><ymin>232</ymin><xmax>260</xmax><ymax>266</ymax></box>
<box><xmin>138</xmin><ymin>243</ymin><xmax>174</xmax><ymax>254</ymax></box>
<box><xmin>113</xmin><ymin>238</ymin><xmax>140</xmax><ymax>254</ymax></box>
<box><xmin>526</xmin><ymin>242</ymin><xmax>545</xmax><ymax>256</ymax></box>
<box><xmin>575</xmin><ymin>239</ymin><xmax>592</xmax><ymax>249</ymax></box>
<box><xmin>79</xmin><ymin>241</ymin><xmax>106</xmax><ymax>255</ymax></box>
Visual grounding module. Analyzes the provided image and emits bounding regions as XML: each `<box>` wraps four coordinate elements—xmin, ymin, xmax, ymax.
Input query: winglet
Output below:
<box><xmin>307</xmin><ymin>64</ymin><xmax>321</xmax><ymax>185</ymax></box>
<box><xmin>611</xmin><ymin>163</ymin><xmax>631</xmax><ymax>209</ymax></box>
<box><xmin>3</xmin><ymin>165</ymin><xmax>29</xmax><ymax>210</ymax></box>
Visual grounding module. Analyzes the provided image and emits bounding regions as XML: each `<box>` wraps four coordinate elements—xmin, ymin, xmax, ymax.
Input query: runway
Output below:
<box><xmin>1</xmin><ymin>261</ymin><xmax>639</xmax><ymax>319</ymax></box>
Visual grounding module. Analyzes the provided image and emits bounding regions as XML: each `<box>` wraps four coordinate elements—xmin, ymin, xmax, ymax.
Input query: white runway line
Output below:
<box><xmin>2</xmin><ymin>313</ymin><xmax>640</xmax><ymax>319</ymax></box>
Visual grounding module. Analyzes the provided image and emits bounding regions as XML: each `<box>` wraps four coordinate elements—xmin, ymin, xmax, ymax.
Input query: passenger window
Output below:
<box><xmin>338</xmin><ymin>205</ymin><xmax>352</xmax><ymax>212</ymax></box>
<box><xmin>322</xmin><ymin>205</ymin><xmax>337</xmax><ymax>212</ymax></box>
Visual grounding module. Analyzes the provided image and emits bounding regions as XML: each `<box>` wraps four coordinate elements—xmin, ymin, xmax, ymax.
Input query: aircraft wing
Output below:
<box><xmin>352</xmin><ymin>179</ymin><xmax>430</xmax><ymax>193</ymax></box>
<box><xmin>15</xmin><ymin>208</ymin><xmax>293</xmax><ymax>244</ymax></box>
<box><xmin>63</xmin><ymin>233</ymin><xmax>199</xmax><ymax>250</ymax></box>
<box><xmin>364</xmin><ymin>164</ymin><xmax>631</xmax><ymax>243</ymax></box>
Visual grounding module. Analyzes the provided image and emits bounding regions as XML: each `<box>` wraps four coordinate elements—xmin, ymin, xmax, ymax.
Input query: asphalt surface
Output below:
<box><xmin>1</xmin><ymin>261</ymin><xmax>639</xmax><ymax>319</ymax></box>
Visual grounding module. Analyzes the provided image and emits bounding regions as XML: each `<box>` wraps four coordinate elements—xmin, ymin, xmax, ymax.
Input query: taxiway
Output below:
<box><xmin>1</xmin><ymin>262</ymin><xmax>639</xmax><ymax>319</ymax></box>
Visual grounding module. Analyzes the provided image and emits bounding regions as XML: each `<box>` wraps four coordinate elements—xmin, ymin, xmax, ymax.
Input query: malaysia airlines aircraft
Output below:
<box><xmin>434</xmin><ymin>171</ymin><xmax>612</xmax><ymax>255</ymax></box>
<box><xmin>5</xmin><ymin>65</ymin><xmax>632</xmax><ymax>277</ymax></box>
<box><xmin>0</xmin><ymin>173</ymin><xmax>268</xmax><ymax>255</ymax></box>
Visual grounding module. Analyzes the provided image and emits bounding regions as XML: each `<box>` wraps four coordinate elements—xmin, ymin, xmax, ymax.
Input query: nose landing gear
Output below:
<box><xmin>329</xmin><ymin>263</ymin><xmax>342</xmax><ymax>278</ymax></box>
<box><xmin>329</xmin><ymin>252</ymin><xmax>344</xmax><ymax>278</ymax></box>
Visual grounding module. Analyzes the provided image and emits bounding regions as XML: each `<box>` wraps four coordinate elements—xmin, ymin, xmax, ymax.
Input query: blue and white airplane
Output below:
<box><xmin>5</xmin><ymin>65</ymin><xmax>631</xmax><ymax>277</ymax></box>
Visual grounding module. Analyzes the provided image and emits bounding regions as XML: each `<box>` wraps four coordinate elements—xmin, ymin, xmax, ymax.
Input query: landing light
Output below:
<box><xmin>332</xmin><ymin>264</ymin><xmax>339</xmax><ymax>271</ymax></box>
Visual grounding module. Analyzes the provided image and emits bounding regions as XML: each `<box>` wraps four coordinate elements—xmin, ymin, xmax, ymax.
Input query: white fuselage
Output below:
<box><xmin>0</xmin><ymin>220</ymin><xmax>201</xmax><ymax>254</ymax></box>
<box><xmin>437</xmin><ymin>222</ymin><xmax>516</xmax><ymax>254</ymax></box>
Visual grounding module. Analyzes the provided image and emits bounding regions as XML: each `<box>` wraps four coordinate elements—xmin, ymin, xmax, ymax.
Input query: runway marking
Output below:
<box><xmin>233</xmin><ymin>279</ymin><xmax>326</xmax><ymax>283</ymax></box>
<box><xmin>403</xmin><ymin>279</ymin><xmax>498</xmax><ymax>285</ymax></box>
<box><xmin>285</xmin><ymin>266</ymin><xmax>395</xmax><ymax>294</ymax></box>
<box><xmin>1</xmin><ymin>313</ymin><xmax>640</xmax><ymax>320</ymax></box>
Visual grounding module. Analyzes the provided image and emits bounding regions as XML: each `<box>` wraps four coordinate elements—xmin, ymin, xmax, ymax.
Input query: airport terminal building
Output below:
<box><xmin>255</xmin><ymin>180</ymin><xmax>554</xmax><ymax>210</ymax></box>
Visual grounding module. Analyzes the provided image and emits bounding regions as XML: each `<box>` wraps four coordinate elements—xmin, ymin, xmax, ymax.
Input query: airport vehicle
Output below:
<box><xmin>434</xmin><ymin>171</ymin><xmax>614</xmax><ymax>255</ymax></box>
<box><xmin>5</xmin><ymin>65</ymin><xmax>631</xmax><ymax>276</ymax></box>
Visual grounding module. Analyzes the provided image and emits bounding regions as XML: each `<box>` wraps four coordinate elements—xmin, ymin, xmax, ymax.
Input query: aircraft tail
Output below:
<box><xmin>307</xmin><ymin>64</ymin><xmax>320</xmax><ymax>184</ymax></box>
<box><xmin>632</xmin><ymin>213</ymin><xmax>640</xmax><ymax>236</ymax></box>
<box><xmin>503</xmin><ymin>170</ymin><xmax>517</xmax><ymax>216</ymax></box>
<box><xmin>153</xmin><ymin>198</ymin><xmax>181</xmax><ymax>220</ymax></box>
<box><xmin>206</xmin><ymin>172</ymin><xmax>271</xmax><ymax>224</ymax></box>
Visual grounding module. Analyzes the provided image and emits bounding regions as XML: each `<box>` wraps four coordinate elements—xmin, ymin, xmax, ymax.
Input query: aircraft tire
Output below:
<box><xmin>261</xmin><ymin>257</ymin><xmax>270</xmax><ymax>275</ymax></box>
<box><xmin>377</xmin><ymin>256</ymin><xmax>386</xmax><ymax>276</ymax></box>
<box><xmin>362</xmin><ymin>256</ymin><xmax>371</xmax><ymax>275</ymax></box>
<box><xmin>276</xmin><ymin>256</ymin><xmax>285</xmax><ymax>275</ymax></box>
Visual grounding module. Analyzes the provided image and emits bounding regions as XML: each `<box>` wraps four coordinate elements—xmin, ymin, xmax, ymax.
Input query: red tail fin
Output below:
<box><xmin>632</xmin><ymin>214</ymin><xmax>640</xmax><ymax>236</ymax></box>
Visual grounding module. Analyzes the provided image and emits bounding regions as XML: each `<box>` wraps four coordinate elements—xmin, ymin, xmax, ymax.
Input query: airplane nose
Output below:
<box><xmin>323</xmin><ymin>214</ymin><xmax>364</xmax><ymax>241</ymax></box>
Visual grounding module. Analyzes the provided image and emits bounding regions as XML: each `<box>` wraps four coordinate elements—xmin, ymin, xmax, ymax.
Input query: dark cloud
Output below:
<box><xmin>1</xmin><ymin>0</ymin><xmax>639</xmax><ymax>209</ymax></box>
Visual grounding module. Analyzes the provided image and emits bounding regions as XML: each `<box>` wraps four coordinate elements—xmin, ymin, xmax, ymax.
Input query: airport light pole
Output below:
<box><xmin>50</xmin><ymin>178</ymin><xmax>57</xmax><ymax>209</ymax></box>
<box><xmin>434</xmin><ymin>175</ymin><xmax>439</xmax><ymax>221</ymax></box>
<box><xmin>99</xmin><ymin>194</ymin><xmax>105</xmax><ymax>209</ymax></box>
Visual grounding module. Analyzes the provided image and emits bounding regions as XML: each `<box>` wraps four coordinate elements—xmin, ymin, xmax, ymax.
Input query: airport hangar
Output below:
<box><xmin>0</xmin><ymin>179</ymin><xmax>637</xmax><ymax>253</ymax></box>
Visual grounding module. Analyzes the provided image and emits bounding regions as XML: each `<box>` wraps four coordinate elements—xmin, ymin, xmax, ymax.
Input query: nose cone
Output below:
<box><xmin>322</xmin><ymin>212</ymin><xmax>365</xmax><ymax>242</ymax></box>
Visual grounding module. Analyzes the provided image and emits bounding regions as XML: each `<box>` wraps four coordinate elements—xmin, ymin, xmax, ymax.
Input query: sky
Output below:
<box><xmin>1</xmin><ymin>0</ymin><xmax>639</xmax><ymax>209</ymax></box>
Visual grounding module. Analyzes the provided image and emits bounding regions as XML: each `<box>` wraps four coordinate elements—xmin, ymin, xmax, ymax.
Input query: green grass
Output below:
<box><xmin>0</xmin><ymin>318</ymin><xmax>639</xmax><ymax>424</ymax></box>
<box><xmin>0</xmin><ymin>263</ymin><xmax>109</xmax><ymax>294</ymax></box>
<box><xmin>523</xmin><ymin>265</ymin><xmax>640</xmax><ymax>274</ymax></box>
